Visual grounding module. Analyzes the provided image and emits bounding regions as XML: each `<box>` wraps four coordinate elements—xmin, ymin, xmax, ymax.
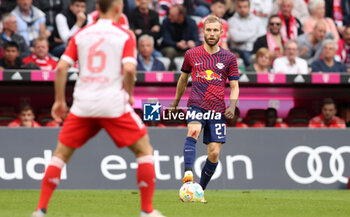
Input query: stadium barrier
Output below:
<box><xmin>0</xmin><ymin>128</ymin><xmax>349</xmax><ymax>190</ymax></box>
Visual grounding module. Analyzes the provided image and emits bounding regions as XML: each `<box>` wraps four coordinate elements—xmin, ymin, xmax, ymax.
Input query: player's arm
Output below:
<box><xmin>52</xmin><ymin>59</ymin><xmax>70</xmax><ymax>122</ymax></box>
<box><xmin>123</xmin><ymin>62</ymin><xmax>137</xmax><ymax>106</ymax></box>
<box><xmin>225</xmin><ymin>80</ymin><xmax>239</xmax><ymax>119</ymax></box>
<box><xmin>170</xmin><ymin>72</ymin><xmax>190</xmax><ymax>108</ymax></box>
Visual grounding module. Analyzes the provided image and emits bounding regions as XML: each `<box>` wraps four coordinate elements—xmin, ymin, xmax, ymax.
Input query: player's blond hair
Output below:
<box><xmin>203</xmin><ymin>15</ymin><xmax>223</xmax><ymax>30</ymax></box>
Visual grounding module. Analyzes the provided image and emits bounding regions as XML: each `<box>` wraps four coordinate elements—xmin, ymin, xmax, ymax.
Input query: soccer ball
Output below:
<box><xmin>179</xmin><ymin>182</ymin><xmax>204</xmax><ymax>202</ymax></box>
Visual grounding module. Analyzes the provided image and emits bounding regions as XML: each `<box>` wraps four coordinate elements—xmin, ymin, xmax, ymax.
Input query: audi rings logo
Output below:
<box><xmin>285</xmin><ymin>146</ymin><xmax>350</xmax><ymax>184</ymax></box>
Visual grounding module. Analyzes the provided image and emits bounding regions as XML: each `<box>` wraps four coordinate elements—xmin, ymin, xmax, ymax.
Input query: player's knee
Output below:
<box><xmin>208</xmin><ymin>150</ymin><xmax>220</xmax><ymax>162</ymax></box>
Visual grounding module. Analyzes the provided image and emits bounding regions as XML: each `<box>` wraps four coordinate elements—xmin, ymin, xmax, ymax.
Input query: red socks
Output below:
<box><xmin>36</xmin><ymin>156</ymin><xmax>65</xmax><ymax>211</ymax></box>
<box><xmin>137</xmin><ymin>155</ymin><xmax>155</xmax><ymax>213</ymax></box>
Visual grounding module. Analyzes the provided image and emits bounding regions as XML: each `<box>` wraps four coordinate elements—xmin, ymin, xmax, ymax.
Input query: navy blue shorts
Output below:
<box><xmin>186</xmin><ymin>105</ymin><xmax>226</xmax><ymax>144</ymax></box>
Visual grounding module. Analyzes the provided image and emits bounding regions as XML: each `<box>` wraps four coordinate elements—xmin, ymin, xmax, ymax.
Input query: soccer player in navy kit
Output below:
<box><xmin>170</xmin><ymin>15</ymin><xmax>239</xmax><ymax>201</ymax></box>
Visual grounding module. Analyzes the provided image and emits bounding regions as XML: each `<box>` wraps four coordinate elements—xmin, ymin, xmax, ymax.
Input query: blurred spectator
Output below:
<box><xmin>223</xmin><ymin>0</ymin><xmax>236</xmax><ymax>19</ymax></box>
<box><xmin>252</xmin><ymin>108</ymin><xmax>288</xmax><ymax>127</ymax></box>
<box><xmin>8</xmin><ymin>104</ymin><xmax>41</xmax><ymax>128</ymax></box>
<box><xmin>161</xmin><ymin>4</ymin><xmax>200</xmax><ymax>70</ymax></box>
<box><xmin>250</xmin><ymin>0</ymin><xmax>274</xmax><ymax>35</ymax></box>
<box><xmin>157</xmin><ymin>0</ymin><xmax>184</xmax><ymax>18</ymax></box>
<box><xmin>253</xmin><ymin>15</ymin><xmax>285</xmax><ymax>59</ymax></box>
<box><xmin>11</xmin><ymin>0</ymin><xmax>47</xmax><ymax>47</ymax></box>
<box><xmin>0</xmin><ymin>46</ymin><xmax>3</xmax><ymax>59</ymax></box>
<box><xmin>33</xmin><ymin>0</ymin><xmax>63</xmax><ymax>33</ymax></box>
<box><xmin>335</xmin><ymin>25</ymin><xmax>350</xmax><ymax>72</ymax></box>
<box><xmin>0</xmin><ymin>41</ymin><xmax>26</xmax><ymax>70</ymax></box>
<box><xmin>297</xmin><ymin>20</ymin><xmax>333</xmax><ymax>64</ymax></box>
<box><xmin>309</xmin><ymin>98</ymin><xmax>346</xmax><ymax>128</ymax></box>
<box><xmin>50</xmin><ymin>0</ymin><xmax>92</xmax><ymax>57</ymax></box>
<box><xmin>198</xmin><ymin>0</ymin><xmax>229</xmax><ymax>50</ymax></box>
<box><xmin>272</xmin><ymin>0</ymin><xmax>309</xmax><ymax>23</ymax></box>
<box><xmin>303</xmin><ymin>0</ymin><xmax>339</xmax><ymax>42</ymax></box>
<box><xmin>137</xmin><ymin>35</ymin><xmax>166</xmax><ymax>71</ymax></box>
<box><xmin>128</xmin><ymin>0</ymin><xmax>161</xmax><ymax>50</ymax></box>
<box><xmin>23</xmin><ymin>37</ymin><xmax>57</xmax><ymax>71</ymax></box>
<box><xmin>343</xmin><ymin>0</ymin><xmax>350</xmax><ymax>26</ymax></box>
<box><xmin>226</xmin><ymin>107</ymin><xmax>248</xmax><ymax>127</ymax></box>
<box><xmin>246</xmin><ymin>48</ymin><xmax>272</xmax><ymax>73</ymax></box>
<box><xmin>0</xmin><ymin>0</ymin><xmax>17</xmax><ymax>14</ymax></box>
<box><xmin>277</xmin><ymin>0</ymin><xmax>304</xmax><ymax>41</ymax></box>
<box><xmin>273</xmin><ymin>40</ymin><xmax>308</xmax><ymax>74</ymax></box>
<box><xmin>228</xmin><ymin>0</ymin><xmax>261</xmax><ymax>66</ymax></box>
<box><xmin>310</xmin><ymin>39</ymin><xmax>347</xmax><ymax>72</ymax></box>
<box><xmin>192</xmin><ymin>0</ymin><xmax>211</xmax><ymax>17</ymax></box>
<box><xmin>0</xmin><ymin>13</ymin><xmax>31</xmax><ymax>58</ymax></box>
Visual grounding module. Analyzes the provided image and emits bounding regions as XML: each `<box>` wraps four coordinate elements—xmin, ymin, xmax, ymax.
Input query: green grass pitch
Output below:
<box><xmin>0</xmin><ymin>190</ymin><xmax>349</xmax><ymax>217</ymax></box>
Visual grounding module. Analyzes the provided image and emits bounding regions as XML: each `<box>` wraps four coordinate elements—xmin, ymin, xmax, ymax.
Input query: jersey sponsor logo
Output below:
<box><xmin>143</xmin><ymin>102</ymin><xmax>161</xmax><ymax>121</ymax></box>
<box><xmin>216</xmin><ymin>63</ymin><xmax>225</xmax><ymax>69</ymax></box>
<box><xmin>197</xmin><ymin>70</ymin><xmax>222</xmax><ymax>81</ymax></box>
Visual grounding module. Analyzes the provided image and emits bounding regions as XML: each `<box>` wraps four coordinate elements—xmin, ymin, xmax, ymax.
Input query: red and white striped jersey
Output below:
<box><xmin>61</xmin><ymin>19</ymin><xmax>137</xmax><ymax>118</ymax></box>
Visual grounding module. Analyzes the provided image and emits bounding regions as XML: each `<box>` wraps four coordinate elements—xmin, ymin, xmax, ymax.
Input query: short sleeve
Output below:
<box><xmin>122</xmin><ymin>31</ymin><xmax>137</xmax><ymax>64</ymax></box>
<box><xmin>228</xmin><ymin>54</ymin><xmax>239</xmax><ymax>80</ymax></box>
<box><xmin>61</xmin><ymin>36</ymin><xmax>77</xmax><ymax>66</ymax></box>
<box><xmin>181</xmin><ymin>51</ymin><xmax>192</xmax><ymax>73</ymax></box>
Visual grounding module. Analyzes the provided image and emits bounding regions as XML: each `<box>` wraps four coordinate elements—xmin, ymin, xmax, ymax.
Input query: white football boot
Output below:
<box><xmin>140</xmin><ymin>209</ymin><xmax>166</xmax><ymax>217</ymax></box>
<box><xmin>31</xmin><ymin>209</ymin><xmax>46</xmax><ymax>217</ymax></box>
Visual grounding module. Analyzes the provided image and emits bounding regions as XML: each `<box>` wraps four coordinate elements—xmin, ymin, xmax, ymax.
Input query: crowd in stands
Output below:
<box><xmin>0</xmin><ymin>0</ymin><xmax>349</xmax><ymax>72</ymax></box>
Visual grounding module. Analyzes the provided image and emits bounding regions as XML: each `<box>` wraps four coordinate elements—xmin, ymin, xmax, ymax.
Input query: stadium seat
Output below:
<box><xmin>174</xmin><ymin>56</ymin><xmax>184</xmax><ymax>72</ymax></box>
<box><xmin>0</xmin><ymin>112</ymin><xmax>16</xmax><ymax>126</ymax></box>
<box><xmin>36</xmin><ymin>113</ymin><xmax>54</xmax><ymax>126</ymax></box>
<box><xmin>286</xmin><ymin>107</ymin><xmax>310</xmax><ymax>127</ymax></box>
<box><xmin>244</xmin><ymin>109</ymin><xmax>266</xmax><ymax>126</ymax></box>
<box><xmin>156</xmin><ymin>57</ymin><xmax>171</xmax><ymax>71</ymax></box>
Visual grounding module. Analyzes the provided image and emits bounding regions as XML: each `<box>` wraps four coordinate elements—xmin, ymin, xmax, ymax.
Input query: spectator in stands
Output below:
<box><xmin>250</xmin><ymin>0</ymin><xmax>274</xmax><ymax>35</ymax></box>
<box><xmin>11</xmin><ymin>0</ymin><xmax>47</xmax><ymax>47</ymax></box>
<box><xmin>228</xmin><ymin>0</ymin><xmax>261</xmax><ymax>66</ymax></box>
<box><xmin>277</xmin><ymin>0</ymin><xmax>304</xmax><ymax>41</ymax></box>
<box><xmin>23</xmin><ymin>37</ymin><xmax>57</xmax><ymax>71</ymax></box>
<box><xmin>223</xmin><ymin>0</ymin><xmax>236</xmax><ymax>19</ymax></box>
<box><xmin>253</xmin><ymin>15</ymin><xmax>285</xmax><ymax>59</ymax></box>
<box><xmin>246</xmin><ymin>48</ymin><xmax>272</xmax><ymax>73</ymax></box>
<box><xmin>198</xmin><ymin>0</ymin><xmax>228</xmax><ymax>50</ymax></box>
<box><xmin>33</xmin><ymin>0</ymin><xmax>63</xmax><ymax>33</ymax></box>
<box><xmin>309</xmin><ymin>98</ymin><xmax>346</xmax><ymax>128</ymax></box>
<box><xmin>297</xmin><ymin>20</ymin><xmax>333</xmax><ymax>64</ymax></box>
<box><xmin>157</xmin><ymin>0</ymin><xmax>184</xmax><ymax>18</ymax></box>
<box><xmin>137</xmin><ymin>35</ymin><xmax>166</xmax><ymax>71</ymax></box>
<box><xmin>0</xmin><ymin>14</ymin><xmax>31</xmax><ymax>59</ymax></box>
<box><xmin>252</xmin><ymin>108</ymin><xmax>288</xmax><ymax>127</ymax></box>
<box><xmin>336</xmin><ymin>25</ymin><xmax>350</xmax><ymax>72</ymax></box>
<box><xmin>8</xmin><ymin>104</ymin><xmax>41</xmax><ymax>127</ymax></box>
<box><xmin>324</xmin><ymin>0</ymin><xmax>347</xmax><ymax>33</ymax></box>
<box><xmin>192</xmin><ymin>0</ymin><xmax>211</xmax><ymax>17</ymax></box>
<box><xmin>226</xmin><ymin>107</ymin><xmax>248</xmax><ymax>127</ymax></box>
<box><xmin>303</xmin><ymin>0</ymin><xmax>339</xmax><ymax>42</ymax></box>
<box><xmin>50</xmin><ymin>0</ymin><xmax>92</xmax><ymax>57</ymax></box>
<box><xmin>0</xmin><ymin>41</ymin><xmax>26</xmax><ymax>70</ymax></box>
<box><xmin>271</xmin><ymin>0</ymin><xmax>309</xmax><ymax>23</ymax></box>
<box><xmin>161</xmin><ymin>4</ymin><xmax>200</xmax><ymax>70</ymax></box>
<box><xmin>273</xmin><ymin>40</ymin><xmax>308</xmax><ymax>74</ymax></box>
<box><xmin>128</xmin><ymin>0</ymin><xmax>161</xmax><ymax>51</ymax></box>
<box><xmin>311</xmin><ymin>39</ymin><xmax>347</xmax><ymax>73</ymax></box>
<box><xmin>343</xmin><ymin>0</ymin><xmax>350</xmax><ymax>26</ymax></box>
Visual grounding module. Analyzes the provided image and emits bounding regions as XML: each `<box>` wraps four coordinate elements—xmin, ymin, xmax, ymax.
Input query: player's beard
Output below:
<box><xmin>204</xmin><ymin>35</ymin><xmax>220</xmax><ymax>47</ymax></box>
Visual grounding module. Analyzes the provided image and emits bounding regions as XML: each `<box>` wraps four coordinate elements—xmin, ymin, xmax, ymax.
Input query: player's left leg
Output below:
<box><xmin>199</xmin><ymin>142</ymin><xmax>223</xmax><ymax>190</ymax></box>
<box><xmin>33</xmin><ymin>142</ymin><xmax>75</xmax><ymax>216</ymax></box>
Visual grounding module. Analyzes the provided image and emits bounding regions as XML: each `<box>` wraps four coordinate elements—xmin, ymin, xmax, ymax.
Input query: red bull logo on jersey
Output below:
<box><xmin>197</xmin><ymin>70</ymin><xmax>222</xmax><ymax>81</ymax></box>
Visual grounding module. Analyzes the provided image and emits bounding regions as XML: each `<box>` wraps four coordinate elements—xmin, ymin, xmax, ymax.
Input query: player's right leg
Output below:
<box><xmin>32</xmin><ymin>142</ymin><xmax>75</xmax><ymax>217</ymax></box>
<box><xmin>182</xmin><ymin>121</ymin><xmax>202</xmax><ymax>183</ymax></box>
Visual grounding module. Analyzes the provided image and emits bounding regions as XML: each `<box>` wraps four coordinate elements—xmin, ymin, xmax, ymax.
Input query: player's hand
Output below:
<box><xmin>76</xmin><ymin>12</ymin><xmax>86</xmax><ymax>27</ymax></box>
<box><xmin>129</xmin><ymin>96</ymin><xmax>135</xmax><ymax>106</ymax></box>
<box><xmin>225</xmin><ymin>106</ymin><xmax>235</xmax><ymax>119</ymax></box>
<box><xmin>51</xmin><ymin>100</ymin><xmax>68</xmax><ymax>123</ymax></box>
<box><xmin>169</xmin><ymin>100</ymin><xmax>179</xmax><ymax>112</ymax></box>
